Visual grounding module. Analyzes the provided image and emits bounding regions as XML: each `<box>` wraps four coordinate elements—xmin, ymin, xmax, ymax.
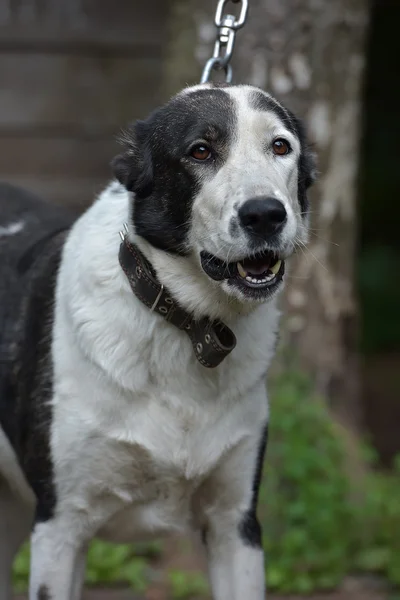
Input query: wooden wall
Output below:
<box><xmin>0</xmin><ymin>0</ymin><xmax>168</xmax><ymax>209</ymax></box>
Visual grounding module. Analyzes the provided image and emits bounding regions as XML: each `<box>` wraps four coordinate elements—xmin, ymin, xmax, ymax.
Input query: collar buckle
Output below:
<box><xmin>118</xmin><ymin>235</ymin><xmax>236</xmax><ymax>368</ymax></box>
<box><xmin>150</xmin><ymin>284</ymin><xmax>164</xmax><ymax>312</ymax></box>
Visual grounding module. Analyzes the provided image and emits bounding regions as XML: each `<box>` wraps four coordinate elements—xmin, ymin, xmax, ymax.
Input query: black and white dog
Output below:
<box><xmin>0</xmin><ymin>83</ymin><xmax>315</xmax><ymax>599</ymax></box>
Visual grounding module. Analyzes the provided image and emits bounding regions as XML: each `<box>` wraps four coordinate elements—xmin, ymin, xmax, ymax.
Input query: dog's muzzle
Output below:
<box><xmin>200</xmin><ymin>248</ymin><xmax>285</xmax><ymax>299</ymax></box>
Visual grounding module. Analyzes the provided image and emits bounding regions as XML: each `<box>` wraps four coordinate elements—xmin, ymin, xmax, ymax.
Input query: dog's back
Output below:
<box><xmin>0</xmin><ymin>182</ymin><xmax>75</xmax><ymax>353</ymax></box>
<box><xmin>0</xmin><ymin>183</ymin><xmax>75</xmax><ymax>489</ymax></box>
<box><xmin>0</xmin><ymin>184</ymin><xmax>78</xmax><ymax>595</ymax></box>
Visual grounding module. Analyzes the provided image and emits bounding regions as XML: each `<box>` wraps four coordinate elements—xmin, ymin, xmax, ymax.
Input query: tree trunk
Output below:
<box><xmin>163</xmin><ymin>0</ymin><xmax>369</xmax><ymax>426</ymax></box>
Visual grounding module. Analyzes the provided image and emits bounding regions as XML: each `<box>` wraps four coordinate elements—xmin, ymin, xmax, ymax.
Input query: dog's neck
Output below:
<box><xmin>118</xmin><ymin>236</ymin><xmax>236</xmax><ymax>368</ymax></box>
<box><xmin>128</xmin><ymin>234</ymin><xmax>256</xmax><ymax>325</ymax></box>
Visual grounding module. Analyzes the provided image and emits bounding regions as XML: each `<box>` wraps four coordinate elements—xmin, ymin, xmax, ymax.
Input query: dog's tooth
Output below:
<box><xmin>237</xmin><ymin>262</ymin><xmax>247</xmax><ymax>278</ymax></box>
<box><xmin>270</xmin><ymin>259</ymin><xmax>282</xmax><ymax>275</ymax></box>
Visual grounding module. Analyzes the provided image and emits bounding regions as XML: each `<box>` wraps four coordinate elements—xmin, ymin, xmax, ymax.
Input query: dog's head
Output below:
<box><xmin>112</xmin><ymin>84</ymin><xmax>316</xmax><ymax>305</ymax></box>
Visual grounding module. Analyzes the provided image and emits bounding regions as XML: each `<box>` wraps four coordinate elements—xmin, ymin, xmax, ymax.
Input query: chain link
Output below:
<box><xmin>201</xmin><ymin>0</ymin><xmax>249</xmax><ymax>84</ymax></box>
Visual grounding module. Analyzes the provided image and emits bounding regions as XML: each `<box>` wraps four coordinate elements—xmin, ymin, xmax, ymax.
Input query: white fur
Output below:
<box><xmin>180</xmin><ymin>86</ymin><xmax>308</xmax><ymax>305</ymax></box>
<box><xmin>0</xmin><ymin>220</ymin><xmax>25</xmax><ymax>237</ymax></box>
<box><xmin>51</xmin><ymin>183</ymin><xmax>276</xmax><ymax>535</ymax></box>
<box><xmin>189</xmin><ymin>85</ymin><xmax>306</xmax><ymax>266</ymax></box>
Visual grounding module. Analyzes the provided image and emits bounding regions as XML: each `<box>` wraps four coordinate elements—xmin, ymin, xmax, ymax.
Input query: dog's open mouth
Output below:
<box><xmin>200</xmin><ymin>249</ymin><xmax>285</xmax><ymax>296</ymax></box>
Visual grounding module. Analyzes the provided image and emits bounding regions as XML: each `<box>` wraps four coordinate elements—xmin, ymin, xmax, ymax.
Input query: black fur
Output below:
<box><xmin>239</xmin><ymin>510</ymin><xmax>263</xmax><ymax>548</ymax></box>
<box><xmin>249</xmin><ymin>90</ymin><xmax>298</xmax><ymax>135</ymax></box>
<box><xmin>0</xmin><ymin>183</ymin><xmax>75</xmax><ymax>523</ymax></box>
<box><xmin>112</xmin><ymin>88</ymin><xmax>237</xmax><ymax>255</ymax></box>
<box><xmin>250</xmin><ymin>90</ymin><xmax>316</xmax><ymax>213</ymax></box>
<box><xmin>292</xmin><ymin>115</ymin><xmax>317</xmax><ymax>214</ymax></box>
<box><xmin>37</xmin><ymin>584</ymin><xmax>51</xmax><ymax>600</ymax></box>
<box><xmin>239</xmin><ymin>423</ymin><xmax>268</xmax><ymax>548</ymax></box>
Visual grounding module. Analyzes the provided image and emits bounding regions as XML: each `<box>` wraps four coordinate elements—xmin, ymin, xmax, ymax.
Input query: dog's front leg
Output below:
<box><xmin>206</xmin><ymin>520</ymin><xmax>265</xmax><ymax>600</ymax></box>
<box><xmin>71</xmin><ymin>546</ymin><xmax>88</xmax><ymax>600</ymax></box>
<box><xmin>29</xmin><ymin>517</ymin><xmax>86</xmax><ymax>600</ymax></box>
<box><xmin>201</xmin><ymin>422</ymin><xmax>268</xmax><ymax>600</ymax></box>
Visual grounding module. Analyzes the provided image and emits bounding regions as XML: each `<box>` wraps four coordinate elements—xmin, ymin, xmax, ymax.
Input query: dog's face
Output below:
<box><xmin>113</xmin><ymin>84</ymin><xmax>316</xmax><ymax>303</ymax></box>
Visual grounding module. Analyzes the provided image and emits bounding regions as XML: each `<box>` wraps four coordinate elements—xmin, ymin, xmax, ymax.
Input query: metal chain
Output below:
<box><xmin>201</xmin><ymin>0</ymin><xmax>249</xmax><ymax>84</ymax></box>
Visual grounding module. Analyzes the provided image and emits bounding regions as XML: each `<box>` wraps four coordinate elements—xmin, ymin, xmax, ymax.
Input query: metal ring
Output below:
<box><xmin>196</xmin><ymin>342</ymin><xmax>203</xmax><ymax>354</ymax></box>
<box><xmin>136</xmin><ymin>266</ymin><xmax>142</xmax><ymax>278</ymax></box>
<box><xmin>159</xmin><ymin>306</ymin><xmax>168</xmax><ymax>314</ymax></box>
<box><xmin>212</xmin><ymin>28</ymin><xmax>236</xmax><ymax>67</ymax></box>
<box><xmin>201</xmin><ymin>58</ymin><xmax>233</xmax><ymax>84</ymax></box>
<box><xmin>205</xmin><ymin>334</ymin><xmax>211</xmax><ymax>344</ymax></box>
<box><xmin>165</xmin><ymin>297</ymin><xmax>173</xmax><ymax>304</ymax></box>
<box><xmin>215</xmin><ymin>0</ymin><xmax>249</xmax><ymax>30</ymax></box>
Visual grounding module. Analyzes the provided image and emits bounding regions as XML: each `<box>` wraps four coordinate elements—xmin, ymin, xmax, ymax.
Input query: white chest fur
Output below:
<box><xmin>50</xmin><ymin>184</ymin><xmax>280</xmax><ymax>542</ymax></box>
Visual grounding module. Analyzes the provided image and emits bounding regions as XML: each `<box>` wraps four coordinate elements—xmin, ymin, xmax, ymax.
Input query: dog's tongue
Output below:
<box><xmin>242</xmin><ymin>256</ymin><xmax>272</xmax><ymax>275</ymax></box>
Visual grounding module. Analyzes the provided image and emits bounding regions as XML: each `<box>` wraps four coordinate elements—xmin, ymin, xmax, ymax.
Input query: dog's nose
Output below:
<box><xmin>238</xmin><ymin>197</ymin><xmax>287</xmax><ymax>238</ymax></box>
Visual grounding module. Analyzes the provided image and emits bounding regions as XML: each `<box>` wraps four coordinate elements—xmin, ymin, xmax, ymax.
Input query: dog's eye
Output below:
<box><xmin>272</xmin><ymin>138</ymin><xmax>291</xmax><ymax>156</ymax></box>
<box><xmin>190</xmin><ymin>144</ymin><xmax>212</xmax><ymax>161</ymax></box>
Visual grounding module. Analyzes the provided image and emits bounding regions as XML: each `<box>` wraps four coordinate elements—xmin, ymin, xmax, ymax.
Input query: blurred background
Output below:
<box><xmin>2</xmin><ymin>0</ymin><xmax>399</xmax><ymax>598</ymax></box>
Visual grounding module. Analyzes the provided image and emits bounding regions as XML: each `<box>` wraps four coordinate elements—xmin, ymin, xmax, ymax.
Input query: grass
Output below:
<box><xmin>13</xmin><ymin>541</ymin><xmax>162</xmax><ymax>594</ymax></box>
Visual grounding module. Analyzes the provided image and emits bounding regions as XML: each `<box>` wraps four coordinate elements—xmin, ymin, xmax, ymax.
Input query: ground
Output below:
<box><xmin>15</xmin><ymin>576</ymin><xmax>391</xmax><ymax>600</ymax></box>
<box><xmin>14</xmin><ymin>537</ymin><xmax>393</xmax><ymax>600</ymax></box>
<box><xmin>15</xmin><ymin>586</ymin><xmax>389</xmax><ymax>600</ymax></box>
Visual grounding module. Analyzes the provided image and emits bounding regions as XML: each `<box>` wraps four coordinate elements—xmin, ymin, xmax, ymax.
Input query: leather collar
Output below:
<box><xmin>118</xmin><ymin>236</ymin><xmax>236</xmax><ymax>368</ymax></box>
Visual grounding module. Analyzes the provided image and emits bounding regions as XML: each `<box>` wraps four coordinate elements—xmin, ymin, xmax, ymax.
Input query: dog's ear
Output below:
<box><xmin>111</xmin><ymin>120</ymin><xmax>154</xmax><ymax>197</ymax></box>
<box><xmin>299</xmin><ymin>145</ymin><xmax>318</xmax><ymax>190</ymax></box>
<box><xmin>291</xmin><ymin>114</ymin><xmax>317</xmax><ymax>185</ymax></box>
<box><xmin>290</xmin><ymin>114</ymin><xmax>318</xmax><ymax>211</ymax></box>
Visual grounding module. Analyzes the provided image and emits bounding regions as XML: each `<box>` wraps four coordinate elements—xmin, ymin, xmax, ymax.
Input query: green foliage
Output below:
<box><xmin>353</xmin><ymin>457</ymin><xmax>400</xmax><ymax>585</ymax></box>
<box><xmin>261</xmin><ymin>369</ymin><xmax>400</xmax><ymax>593</ymax></box>
<box><xmin>85</xmin><ymin>541</ymin><xmax>149</xmax><ymax>590</ymax></box>
<box><xmin>13</xmin><ymin>543</ymin><xmax>30</xmax><ymax>593</ymax></box>
<box><xmin>168</xmin><ymin>569</ymin><xmax>209</xmax><ymax>599</ymax></box>
<box><xmin>262</xmin><ymin>370</ymin><xmax>352</xmax><ymax>593</ymax></box>
<box><xmin>13</xmin><ymin>540</ymin><xmax>161</xmax><ymax>593</ymax></box>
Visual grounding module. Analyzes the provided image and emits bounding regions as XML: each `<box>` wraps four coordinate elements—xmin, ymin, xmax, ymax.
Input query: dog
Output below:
<box><xmin>0</xmin><ymin>83</ymin><xmax>315</xmax><ymax>600</ymax></box>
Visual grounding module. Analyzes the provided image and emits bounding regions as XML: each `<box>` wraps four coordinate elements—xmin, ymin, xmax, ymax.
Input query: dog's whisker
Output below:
<box><xmin>294</xmin><ymin>240</ymin><xmax>329</xmax><ymax>272</ymax></box>
<box><xmin>308</xmin><ymin>231</ymin><xmax>339</xmax><ymax>246</ymax></box>
<box><xmin>285</xmin><ymin>274</ymin><xmax>312</xmax><ymax>281</ymax></box>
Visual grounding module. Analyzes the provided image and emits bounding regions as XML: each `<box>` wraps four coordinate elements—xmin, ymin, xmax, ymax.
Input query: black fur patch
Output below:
<box><xmin>291</xmin><ymin>115</ymin><xmax>317</xmax><ymax>214</ymax></box>
<box><xmin>0</xmin><ymin>183</ymin><xmax>75</xmax><ymax>523</ymax></box>
<box><xmin>249</xmin><ymin>90</ymin><xmax>316</xmax><ymax>213</ymax></box>
<box><xmin>38</xmin><ymin>584</ymin><xmax>51</xmax><ymax>600</ymax></box>
<box><xmin>239</xmin><ymin>510</ymin><xmax>262</xmax><ymax>547</ymax></box>
<box><xmin>19</xmin><ymin>230</ymin><xmax>68</xmax><ymax>522</ymax></box>
<box><xmin>112</xmin><ymin>88</ymin><xmax>237</xmax><ymax>255</ymax></box>
<box><xmin>239</xmin><ymin>423</ymin><xmax>268</xmax><ymax>548</ymax></box>
<box><xmin>249</xmin><ymin>90</ymin><xmax>298</xmax><ymax>135</ymax></box>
